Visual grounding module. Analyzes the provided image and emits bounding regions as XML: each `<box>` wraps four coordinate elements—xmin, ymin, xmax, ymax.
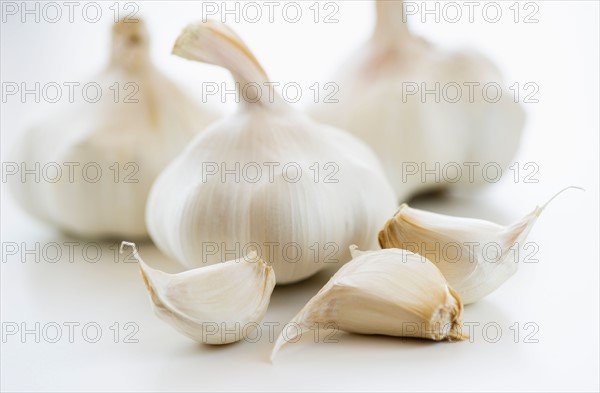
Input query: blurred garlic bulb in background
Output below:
<box><xmin>272</xmin><ymin>246</ymin><xmax>466</xmax><ymax>360</ymax></box>
<box><xmin>146</xmin><ymin>21</ymin><xmax>397</xmax><ymax>284</ymax></box>
<box><xmin>122</xmin><ymin>242</ymin><xmax>275</xmax><ymax>345</ymax></box>
<box><xmin>378</xmin><ymin>188</ymin><xmax>580</xmax><ymax>304</ymax></box>
<box><xmin>311</xmin><ymin>0</ymin><xmax>526</xmax><ymax>201</ymax></box>
<box><xmin>9</xmin><ymin>18</ymin><xmax>217</xmax><ymax>238</ymax></box>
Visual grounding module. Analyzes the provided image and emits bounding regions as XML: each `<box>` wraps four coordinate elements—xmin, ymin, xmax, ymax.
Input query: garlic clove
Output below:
<box><xmin>9</xmin><ymin>18</ymin><xmax>218</xmax><ymax>239</ymax></box>
<box><xmin>378</xmin><ymin>187</ymin><xmax>583</xmax><ymax>304</ymax></box>
<box><xmin>121</xmin><ymin>242</ymin><xmax>275</xmax><ymax>344</ymax></box>
<box><xmin>146</xmin><ymin>21</ymin><xmax>397</xmax><ymax>284</ymax></box>
<box><xmin>271</xmin><ymin>246</ymin><xmax>466</xmax><ymax>360</ymax></box>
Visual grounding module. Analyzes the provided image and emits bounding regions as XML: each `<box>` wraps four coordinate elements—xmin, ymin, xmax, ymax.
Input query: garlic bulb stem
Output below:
<box><xmin>110</xmin><ymin>18</ymin><xmax>150</xmax><ymax>70</ymax></box>
<box><xmin>173</xmin><ymin>21</ymin><xmax>275</xmax><ymax>107</ymax></box>
<box><xmin>374</xmin><ymin>0</ymin><xmax>411</xmax><ymax>42</ymax></box>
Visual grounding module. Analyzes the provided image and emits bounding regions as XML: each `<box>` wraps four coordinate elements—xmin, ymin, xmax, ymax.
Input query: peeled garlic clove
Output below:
<box><xmin>121</xmin><ymin>242</ymin><xmax>275</xmax><ymax>344</ymax></box>
<box><xmin>9</xmin><ymin>18</ymin><xmax>218</xmax><ymax>238</ymax></box>
<box><xmin>146</xmin><ymin>21</ymin><xmax>397</xmax><ymax>284</ymax></box>
<box><xmin>271</xmin><ymin>246</ymin><xmax>466</xmax><ymax>360</ymax></box>
<box><xmin>311</xmin><ymin>0</ymin><xmax>525</xmax><ymax>200</ymax></box>
<box><xmin>378</xmin><ymin>187</ymin><xmax>582</xmax><ymax>304</ymax></box>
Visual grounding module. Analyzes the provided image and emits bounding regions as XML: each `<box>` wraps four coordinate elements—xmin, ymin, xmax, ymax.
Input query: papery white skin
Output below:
<box><xmin>311</xmin><ymin>0</ymin><xmax>526</xmax><ymax>201</ymax></box>
<box><xmin>121</xmin><ymin>242</ymin><xmax>275</xmax><ymax>345</ymax></box>
<box><xmin>9</xmin><ymin>19</ymin><xmax>218</xmax><ymax>238</ymax></box>
<box><xmin>146</xmin><ymin>21</ymin><xmax>397</xmax><ymax>284</ymax></box>
<box><xmin>378</xmin><ymin>187</ymin><xmax>582</xmax><ymax>304</ymax></box>
<box><xmin>271</xmin><ymin>246</ymin><xmax>466</xmax><ymax>360</ymax></box>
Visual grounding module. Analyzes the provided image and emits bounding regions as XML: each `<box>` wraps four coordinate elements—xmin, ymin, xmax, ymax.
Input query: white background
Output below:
<box><xmin>1</xmin><ymin>1</ymin><xmax>599</xmax><ymax>391</ymax></box>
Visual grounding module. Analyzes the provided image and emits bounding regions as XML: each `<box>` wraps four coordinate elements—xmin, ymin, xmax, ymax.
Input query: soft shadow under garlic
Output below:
<box><xmin>407</xmin><ymin>190</ymin><xmax>513</xmax><ymax>224</ymax></box>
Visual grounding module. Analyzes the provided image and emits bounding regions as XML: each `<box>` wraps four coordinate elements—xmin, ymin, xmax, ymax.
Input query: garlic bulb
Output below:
<box><xmin>272</xmin><ymin>246</ymin><xmax>466</xmax><ymax>360</ymax></box>
<box><xmin>121</xmin><ymin>242</ymin><xmax>275</xmax><ymax>344</ymax></box>
<box><xmin>146</xmin><ymin>21</ymin><xmax>397</xmax><ymax>284</ymax></box>
<box><xmin>9</xmin><ymin>19</ymin><xmax>217</xmax><ymax>238</ymax></box>
<box><xmin>378</xmin><ymin>188</ymin><xmax>581</xmax><ymax>304</ymax></box>
<box><xmin>311</xmin><ymin>0</ymin><xmax>526</xmax><ymax>200</ymax></box>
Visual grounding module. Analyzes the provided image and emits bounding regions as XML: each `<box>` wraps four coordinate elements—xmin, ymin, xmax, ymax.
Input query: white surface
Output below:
<box><xmin>1</xmin><ymin>1</ymin><xmax>599</xmax><ymax>391</ymax></box>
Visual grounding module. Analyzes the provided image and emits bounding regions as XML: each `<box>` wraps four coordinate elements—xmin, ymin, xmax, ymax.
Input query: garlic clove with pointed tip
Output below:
<box><xmin>121</xmin><ymin>242</ymin><xmax>275</xmax><ymax>344</ymax></box>
<box><xmin>378</xmin><ymin>187</ymin><xmax>583</xmax><ymax>304</ymax></box>
<box><xmin>271</xmin><ymin>246</ymin><xmax>466</xmax><ymax>360</ymax></box>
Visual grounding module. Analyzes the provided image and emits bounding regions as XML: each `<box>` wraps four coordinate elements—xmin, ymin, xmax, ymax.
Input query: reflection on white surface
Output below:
<box><xmin>2</xmin><ymin>182</ymin><xmax>597</xmax><ymax>391</ymax></box>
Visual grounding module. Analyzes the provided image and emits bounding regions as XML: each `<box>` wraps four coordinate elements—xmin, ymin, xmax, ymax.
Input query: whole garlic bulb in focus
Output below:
<box><xmin>9</xmin><ymin>19</ymin><xmax>218</xmax><ymax>238</ymax></box>
<box><xmin>146</xmin><ymin>21</ymin><xmax>397</xmax><ymax>284</ymax></box>
<box><xmin>311</xmin><ymin>0</ymin><xmax>526</xmax><ymax>201</ymax></box>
